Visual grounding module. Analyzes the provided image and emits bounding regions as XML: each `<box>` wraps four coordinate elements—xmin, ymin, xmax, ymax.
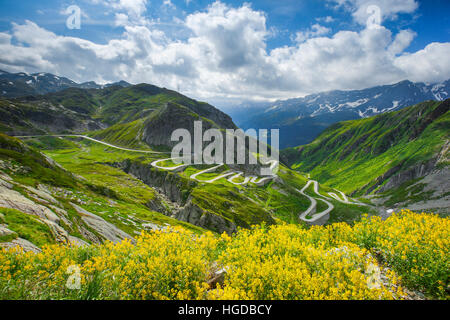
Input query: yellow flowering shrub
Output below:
<box><xmin>0</xmin><ymin>227</ymin><xmax>217</xmax><ymax>300</ymax></box>
<box><xmin>348</xmin><ymin>210</ymin><xmax>449</xmax><ymax>298</ymax></box>
<box><xmin>0</xmin><ymin>210</ymin><xmax>448</xmax><ymax>300</ymax></box>
<box><xmin>208</xmin><ymin>224</ymin><xmax>403</xmax><ymax>300</ymax></box>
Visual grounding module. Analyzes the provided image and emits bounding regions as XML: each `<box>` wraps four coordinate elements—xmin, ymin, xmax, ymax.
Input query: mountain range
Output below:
<box><xmin>0</xmin><ymin>69</ymin><xmax>131</xmax><ymax>98</ymax></box>
<box><xmin>0</xmin><ymin>80</ymin><xmax>235</xmax><ymax>143</ymax></box>
<box><xmin>282</xmin><ymin>99</ymin><xmax>449</xmax><ymax>214</ymax></box>
<box><xmin>232</xmin><ymin>79</ymin><xmax>450</xmax><ymax>148</ymax></box>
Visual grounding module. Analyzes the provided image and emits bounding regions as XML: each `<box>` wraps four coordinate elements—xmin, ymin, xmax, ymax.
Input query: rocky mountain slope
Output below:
<box><xmin>236</xmin><ymin>79</ymin><xmax>450</xmax><ymax>148</ymax></box>
<box><xmin>0</xmin><ymin>134</ymin><xmax>201</xmax><ymax>250</ymax></box>
<box><xmin>282</xmin><ymin>99</ymin><xmax>450</xmax><ymax>214</ymax></box>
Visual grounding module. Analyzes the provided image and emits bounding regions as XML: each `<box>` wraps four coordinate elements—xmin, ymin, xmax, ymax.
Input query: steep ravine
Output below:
<box><xmin>114</xmin><ymin>159</ymin><xmax>238</xmax><ymax>234</ymax></box>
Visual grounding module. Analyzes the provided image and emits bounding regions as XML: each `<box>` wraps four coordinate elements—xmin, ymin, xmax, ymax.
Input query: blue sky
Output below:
<box><xmin>0</xmin><ymin>0</ymin><xmax>449</xmax><ymax>104</ymax></box>
<box><xmin>1</xmin><ymin>0</ymin><xmax>448</xmax><ymax>50</ymax></box>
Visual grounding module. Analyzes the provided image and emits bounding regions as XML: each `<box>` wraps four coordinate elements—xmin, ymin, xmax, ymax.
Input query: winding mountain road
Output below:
<box><xmin>190</xmin><ymin>164</ymin><xmax>237</xmax><ymax>183</ymax></box>
<box><xmin>151</xmin><ymin>158</ymin><xmax>189</xmax><ymax>171</ymax></box>
<box><xmin>14</xmin><ymin>135</ymin><xmax>171</xmax><ymax>154</ymax></box>
<box><xmin>303</xmin><ymin>179</ymin><xmax>367</xmax><ymax>206</ymax></box>
<box><xmin>16</xmin><ymin>135</ymin><xmax>365</xmax><ymax>225</ymax></box>
<box><xmin>296</xmin><ymin>180</ymin><xmax>367</xmax><ymax>225</ymax></box>
<box><xmin>15</xmin><ymin>134</ymin><xmax>278</xmax><ymax>186</ymax></box>
<box><xmin>296</xmin><ymin>181</ymin><xmax>334</xmax><ymax>224</ymax></box>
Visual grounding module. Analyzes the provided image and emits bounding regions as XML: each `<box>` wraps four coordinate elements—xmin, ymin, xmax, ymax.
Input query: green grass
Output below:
<box><xmin>90</xmin><ymin>119</ymin><xmax>151</xmax><ymax>150</ymax></box>
<box><xmin>41</xmin><ymin>143</ymin><xmax>208</xmax><ymax>233</ymax></box>
<box><xmin>24</xmin><ymin>136</ymin><xmax>80</xmax><ymax>150</ymax></box>
<box><xmin>0</xmin><ymin>208</ymin><xmax>54</xmax><ymax>246</ymax></box>
<box><xmin>190</xmin><ymin>183</ymin><xmax>275</xmax><ymax>229</ymax></box>
<box><xmin>45</xmin><ymin>88</ymin><xmax>100</xmax><ymax>114</ymax></box>
<box><xmin>0</xmin><ymin>134</ymin><xmax>78</xmax><ymax>188</ymax></box>
<box><xmin>93</xmin><ymin>84</ymin><xmax>226</xmax><ymax>126</ymax></box>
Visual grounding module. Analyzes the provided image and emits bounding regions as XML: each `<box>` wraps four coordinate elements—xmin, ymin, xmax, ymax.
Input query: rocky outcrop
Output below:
<box><xmin>71</xmin><ymin>203</ymin><xmax>134</xmax><ymax>244</ymax></box>
<box><xmin>0</xmin><ymin>238</ymin><xmax>41</xmax><ymax>253</ymax></box>
<box><xmin>117</xmin><ymin>159</ymin><xmax>196</xmax><ymax>204</ymax></box>
<box><xmin>351</xmin><ymin>157</ymin><xmax>440</xmax><ymax>197</ymax></box>
<box><xmin>68</xmin><ymin>235</ymin><xmax>89</xmax><ymax>247</ymax></box>
<box><xmin>0</xmin><ymin>185</ymin><xmax>60</xmax><ymax>223</ymax></box>
<box><xmin>0</xmin><ymin>225</ymin><xmax>16</xmax><ymax>238</ymax></box>
<box><xmin>377</xmin><ymin>159</ymin><xmax>438</xmax><ymax>193</ymax></box>
<box><xmin>24</xmin><ymin>185</ymin><xmax>59</xmax><ymax>205</ymax></box>
<box><xmin>0</xmin><ymin>180</ymin><xmax>86</xmax><ymax>245</ymax></box>
<box><xmin>174</xmin><ymin>201</ymin><xmax>237</xmax><ymax>235</ymax></box>
<box><xmin>43</xmin><ymin>219</ymin><xmax>70</xmax><ymax>243</ymax></box>
<box><xmin>77</xmin><ymin>224</ymin><xmax>102</xmax><ymax>245</ymax></box>
<box><xmin>207</xmin><ymin>263</ymin><xmax>229</xmax><ymax>289</ymax></box>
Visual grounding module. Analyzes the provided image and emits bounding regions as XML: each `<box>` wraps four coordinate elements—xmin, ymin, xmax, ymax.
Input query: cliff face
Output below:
<box><xmin>141</xmin><ymin>101</ymin><xmax>239</xmax><ymax>147</ymax></box>
<box><xmin>377</xmin><ymin>159</ymin><xmax>438</xmax><ymax>193</ymax></box>
<box><xmin>142</xmin><ymin>102</ymin><xmax>222</xmax><ymax>148</ymax></box>
<box><xmin>173</xmin><ymin>201</ymin><xmax>237</xmax><ymax>235</ymax></box>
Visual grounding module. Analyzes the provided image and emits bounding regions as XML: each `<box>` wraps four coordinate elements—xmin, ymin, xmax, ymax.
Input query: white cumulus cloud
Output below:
<box><xmin>295</xmin><ymin>24</ymin><xmax>331</xmax><ymax>43</ymax></box>
<box><xmin>329</xmin><ymin>0</ymin><xmax>419</xmax><ymax>25</ymax></box>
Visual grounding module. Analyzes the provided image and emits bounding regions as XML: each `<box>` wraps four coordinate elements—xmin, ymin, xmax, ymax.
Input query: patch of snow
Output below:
<box><xmin>345</xmin><ymin>99</ymin><xmax>369</xmax><ymax>108</ymax></box>
<box><xmin>366</xmin><ymin>107</ymin><xmax>379</xmax><ymax>114</ymax></box>
<box><xmin>381</xmin><ymin>105</ymin><xmax>398</xmax><ymax>113</ymax></box>
<box><xmin>26</xmin><ymin>80</ymin><xmax>32</xmax><ymax>84</ymax></box>
<box><xmin>392</xmin><ymin>101</ymin><xmax>399</xmax><ymax>109</ymax></box>
<box><xmin>358</xmin><ymin>106</ymin><xmax>380</xmax><ymax>118</ymax></box>
<box><xmin>266</xmin><ymin>105</ymin><xmax>280</xmax><ymax>112</ymax></box>
<box><xmin>431</xmin><ymin>84</ymin><xmax>448</xmax><ymax>101</ymax></box>
<box><xmin>432</xmin><ymin>83</ymin><xmax>445</xmax><ymax>91</ymax></box>
<box><xmin>311</xmin><ymin>104</ymin><xmax>334</xmax><ymax>117</ymax></box>
<box><xmin>433</xmin><ymin>93</ymin><xmax>443</xmax><ymax>101</ymax></box>
<box><xmin>307</xmin><ymin>96</ymin><xmax>319</xmax><ymax>103</ymax></box>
